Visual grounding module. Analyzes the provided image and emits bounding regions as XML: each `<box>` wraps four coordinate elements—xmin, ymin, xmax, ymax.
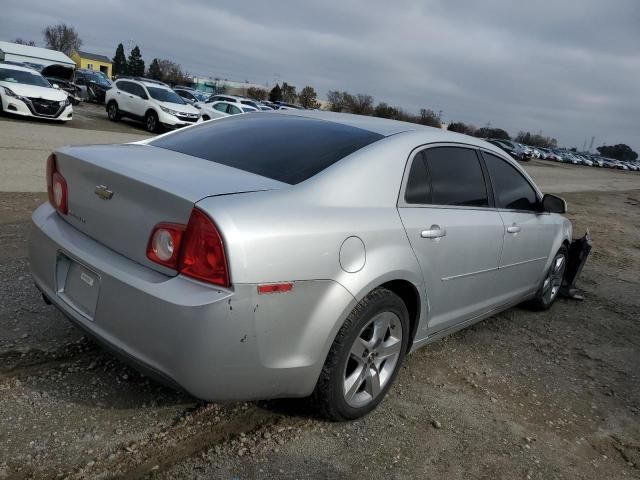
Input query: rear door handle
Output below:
<box><xmin>506</xmin><ymin>224</ymin><xmax>521</xmax><ymax>234</ymax></box>
<box><xmin>421</xmin><ymin>225</ymin><xmax>447</xmax><ymax>239</ymax></box>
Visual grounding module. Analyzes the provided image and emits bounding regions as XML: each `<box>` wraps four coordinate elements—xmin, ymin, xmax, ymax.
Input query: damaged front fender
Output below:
<box><xmin>560</xmin><ymin>230</ymin><xmax>592</xmax><ymax>300</ymax></box>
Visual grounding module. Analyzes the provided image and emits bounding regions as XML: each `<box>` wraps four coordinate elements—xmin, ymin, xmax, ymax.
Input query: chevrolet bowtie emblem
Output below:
<box><xmin>95</xmin><ymin>185</ymin><xmax>114</xmax><ymax>200</ymax></box>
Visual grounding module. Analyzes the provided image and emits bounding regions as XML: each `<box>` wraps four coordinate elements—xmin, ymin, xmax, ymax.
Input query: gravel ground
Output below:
<box><xmin>0</xmin><ymin>112</ymin><xmax>639</xmax><ymax>479</ymax></box>
<box><xmin>0</xmin><ymin>186</ymin><xmax>639</xmax><ymax>479</ymax></box>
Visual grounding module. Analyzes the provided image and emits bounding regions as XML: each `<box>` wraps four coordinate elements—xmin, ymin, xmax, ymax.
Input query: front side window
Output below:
<box><xmin>424</xmin><ymin>147</ymin><xmax>488</xmax><ymax>207</ymax></box>
<box><xmin>228</xmin><ymin>104</ymin><xmax>242</xmax><ymax>115</ymax></box>
<box><xmin>483</xmin><ymin>152</ymin><xmax>539</xmax><ymax>211</ymax></box>
<box><xmin>404</xmin><ymin>152</ymin><xmax>431</xmax><ymax>204</ymax></box>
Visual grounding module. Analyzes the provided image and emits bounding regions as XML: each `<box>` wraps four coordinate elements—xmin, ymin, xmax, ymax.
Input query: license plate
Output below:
<box><xmin>56</xmin><ymin>253</ymin><xmax>100</xmax><ymax>321</ymax></box>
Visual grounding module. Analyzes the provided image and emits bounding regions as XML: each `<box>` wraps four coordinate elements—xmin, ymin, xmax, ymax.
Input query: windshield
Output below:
<box><xmin>146</xmin><ymin>86</ymin><xmax>185</xmax><ymax>104</ymax></box>
<box><xmin>0</xmin><ymin>68</ymin><xmax>51</xmax><ymax>87</ymax></box>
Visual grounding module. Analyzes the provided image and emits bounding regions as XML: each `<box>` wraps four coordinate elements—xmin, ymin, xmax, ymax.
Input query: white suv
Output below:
<box><xmin>105</xmin><ymin>78</ymin><xmax>200</xmax><ymax>133</ymax></box>
<box><xmin>0</xmin><ymin>63</ymin><xmax>73</xmax><ymax>122</ymax></box>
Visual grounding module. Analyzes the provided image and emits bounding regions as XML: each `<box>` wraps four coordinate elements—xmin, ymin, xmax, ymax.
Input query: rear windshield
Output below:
<box><xmin>151</xmin><ymin>114</ymin><xmax>384</xmax><ymax>184</ymax></box>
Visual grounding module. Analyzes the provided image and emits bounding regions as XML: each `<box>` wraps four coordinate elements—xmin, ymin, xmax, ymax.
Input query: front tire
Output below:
<box><xmin>529</xmin><ymin>246</ymin><xmax>568</xmax><ymax>310</ymax></box>
<box><xmin>145</xmin><ymin>110</ymin><xmax>160</xmax><ymax>133</ymax></box>
<box><xmin>313</xmin><ymin>288</ymin><xmax>409</xmax><ymax>421</ymax></box>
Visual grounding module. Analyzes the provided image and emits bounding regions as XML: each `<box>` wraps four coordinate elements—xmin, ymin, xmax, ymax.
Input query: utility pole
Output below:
<box><xmin>589</xmin><ymin>136</ymin><xmax>595</xmax><ymax>152</ymax></box>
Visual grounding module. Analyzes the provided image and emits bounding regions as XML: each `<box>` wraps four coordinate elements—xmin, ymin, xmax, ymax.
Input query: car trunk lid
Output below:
<box><xmin>54</xmin><ymin>143</ymin><xmax>286</xmax><ymax>275</ymax></box>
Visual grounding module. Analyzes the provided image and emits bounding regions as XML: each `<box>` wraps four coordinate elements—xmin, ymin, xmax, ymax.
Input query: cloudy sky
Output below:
<box><xmin>2</xmin><ymin>0</ymin><xmax>639</xmax><ymax>151</ymax></box>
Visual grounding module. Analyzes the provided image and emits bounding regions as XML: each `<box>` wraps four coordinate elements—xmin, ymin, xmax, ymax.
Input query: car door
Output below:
<box><xmin>114</xmin><ymin>81</ymin><xmax>133</xmax><ymax>114</ymax></box>
<box><xmin>398</xmin><ymin>146</ymin><xmax>505</xmax><ymax>334</ymax></box>
<box><xmin>128</xmin><ymin>84</ymin><xmax>149</xmax><ymax>118</ymax></box>
<box><xmin>481</xmin><ymin>151</ymin><xmax>556</xmax><ymax>299</ymax></box>
<box><xmin>227</xmin><ymin>103</ymin><xmax>242</xmax><ymax>116</ymax></box>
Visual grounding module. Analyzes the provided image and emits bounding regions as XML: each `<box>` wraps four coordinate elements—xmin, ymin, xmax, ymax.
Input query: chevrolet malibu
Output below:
<box><xmin>30</xmin><ymin>111</ymin><xmax>576</xmax><ymax>420</ymax></box>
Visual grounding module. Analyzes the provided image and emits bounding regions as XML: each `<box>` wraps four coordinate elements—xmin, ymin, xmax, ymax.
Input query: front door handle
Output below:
<box><xmin>506</xmin><ymin>224</ymin><xmax>521</xmax><ymax>234</ymax></box>
<box><xmin>421</xmin><ymin>225</ymin><xmax>447</xmax><ymax>239</ymax></box>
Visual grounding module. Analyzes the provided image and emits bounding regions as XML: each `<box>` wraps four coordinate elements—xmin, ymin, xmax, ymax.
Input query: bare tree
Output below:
<box><xmin>326</xmin><ymin>90</ymin><xmax>348</xmax><ymax>112</ymax></box>
<box><xmin>13</xmin><ymin>38</ymin><xmax>37</xmax><ymax>46</ymax></box>
<box><xmin>345</xmin><ymin>94</ymin><xmax>374</xmax><ymax>115</ymax></box>
<box><xmin>42</xmin><ymin>24</ymin><xmax>82</xmax><ymax>55</ymax></box>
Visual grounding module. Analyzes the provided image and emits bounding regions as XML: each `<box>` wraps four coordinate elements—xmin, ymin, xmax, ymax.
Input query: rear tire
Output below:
<box><xmin>107</xmin><ymin>101</ymin><xmax>120</xmax><ymax>121</ymax></box>
<box><xmin>145</xmin><ymin>110</ymin><xmax>160</xmax><ymax>133</ymax></box>
<box><xmin>313</xmin><ymin>288</ymin><xmax>409</xmax><ymax>421</ymax></box>
<box><xmin>529</xmin><ymin>246</ymin><xmax>568</xmax><ymax>310</ymax></box>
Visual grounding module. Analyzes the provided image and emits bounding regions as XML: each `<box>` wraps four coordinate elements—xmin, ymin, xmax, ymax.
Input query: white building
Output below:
<box><xmin>0</xmin><ymin>41</ymin><xmax>75</xmax><ymax>70</ymax></box>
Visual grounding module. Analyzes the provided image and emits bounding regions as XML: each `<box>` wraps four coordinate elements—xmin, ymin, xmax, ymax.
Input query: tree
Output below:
<box><xmin>112</xmin><ymin>43</ymin><xmax>128</xmax><ymax>76</ymax></box>
<box><xmin>326</xmin><ymin>90</ymin><xmax>349</xmax><ymax>112</ymax></box>
<box><xmin>447</xmin><ymin>121</ymin><xmax>476</xmax><ymax>136</ymax></box>
<box><xmin>597</xmin><ymin>144</ymin><xmax>638</xmax><ymax>161</ymax></box>
<box><xmin>415</xmin><ymin>108</ymin><xmax>442</xmax><ymax>128</ymax></box>
<box><xmin>42</xmin><ymin>23</ymin><xmax>82</xmax><ymax>55</ymax></box>
<box><xmin>474</xmin><ymin>127</ymin><xmax>510</xmax><ymax>140</ymax></box>
<box><xmin>127</xmin><ymin>45</ymin><xmax>145</xmax><ymax>77</ymax></box>
<box><xmin>345</xmin><ymin>93</ymin><xmax>374</xmax><ymax>115</ymax></box>
<box><xmin>13</xmin><ymin>38</ymin><xmax>36</xmax><ymax>46</ymax></box>
<box><xmin>269</xmin><ymin>83</ymin><xmax>282</xmax><ymax>102</ymax></box>
<box><xmin>374</xmin><ymin>102</ymin><xmax>404</xmax><ymax>120</ymax></box>
<box><xmin>298</xmin><ymin>86</ymin><xmax>320</xmax><ymax>109</ymax></box>
<box><xmin>155</xmin><ymin>59</ymin><xmax>188</xmax><ymax>85</ymax></box>
<box><xmin>147</xmin><ymin>58</ymin><xmax>162</xmax><ymax>80</ymax></box>
<box><xmin>281</xmin><ymin>82</ymin><xmax>297</xmax><ymax>103</ymax></box>
<box><xmin>515</xmin><ymin>131</ymin><xmax>558</xmax><ymax>148</ymax></box>
<box><xmin>247</xmin><ymin>87</ymin><xmax>268</xmax><ymax>101</ymax></box>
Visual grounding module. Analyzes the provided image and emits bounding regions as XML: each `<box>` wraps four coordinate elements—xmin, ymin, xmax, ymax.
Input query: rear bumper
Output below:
<box><xmin>29</xmin><ymin>203</ymin><xmax>355</xmax><ymax>400</ymax></box>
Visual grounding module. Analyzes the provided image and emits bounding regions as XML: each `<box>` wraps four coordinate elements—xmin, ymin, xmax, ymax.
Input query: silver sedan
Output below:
<box><xmin>30</xmin><ymin>111</ymin><xmax>574</xmax><ymax>420</ymax></box>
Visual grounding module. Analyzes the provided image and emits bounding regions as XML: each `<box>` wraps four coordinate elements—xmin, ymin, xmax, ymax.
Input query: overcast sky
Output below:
<box><xmin>2</xmin><ymin>0</ymin><xmax>639</xmax><ymax>152</ymax></box>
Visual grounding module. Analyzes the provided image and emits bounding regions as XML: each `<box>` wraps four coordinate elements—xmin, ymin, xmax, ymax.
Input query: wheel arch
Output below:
<box><xmin>378</xmin><ymin>279</ymin><xmax>422</xmax><ymax>351</ymax></box>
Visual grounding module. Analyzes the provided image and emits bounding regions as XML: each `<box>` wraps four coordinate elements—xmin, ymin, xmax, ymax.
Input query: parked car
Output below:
<box><xmin>174</xmin><ymin>87</ymin><xmax>210</xmax><ymax>105</ymax></box>
<box><xmin>105</xmin><ymin>77</ymin><xmax>200</xmax><ymax>132</ymax></box>
<box><xmin>42</xmin><ymin>64</ymin><xmax>82</xmax><ymax>105</ymax></box>
<box><xmin>74</xmin><ymin>69</ymin><xmax>112</xmax><ymax>104</ymax></box>
<box><xmin>0</xmin><ymin>62</ymin><xmax>73</xmax><ymax>122</ymax></box>
<box><xmin>29</xmin><ymin>112</ymin><xmax>581</xmax><ymax>420</ymax></box>
<box><xmin>486</xmin><ymin>139</ymin><xmax>528</xmax><ymax>161</ymax></box>
<box><xmin>195</xmin><ymin>100</ymin><xmax>257</xmax><ymax>121</ymax></box>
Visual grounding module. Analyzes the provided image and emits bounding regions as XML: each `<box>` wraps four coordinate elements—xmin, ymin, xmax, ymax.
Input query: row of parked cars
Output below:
<box><xmin>104</xmin><ymin>77</ymin><xmax>305</xmax><ymax>132</ymax></box>
<box><xmin>0</xmin><ymin>60</ymin><xmax>303</xmax><ymax>130</ymax></box>
<box><xmin>487</xmin><ymin>138</ymin><xmax>639</xmax><ymax>171</ymax></box>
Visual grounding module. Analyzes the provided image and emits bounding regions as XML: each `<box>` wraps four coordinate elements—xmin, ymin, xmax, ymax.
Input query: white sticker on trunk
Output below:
<box><xmin>80</xmin><ymin>272</ymin><xmax>95</xmax><ymax>287</ymax></box>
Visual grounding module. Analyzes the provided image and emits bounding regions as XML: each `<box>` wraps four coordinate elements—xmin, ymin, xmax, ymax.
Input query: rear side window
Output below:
<box><xmin>405</xmin><ymin>152</ymin><xmax>431</xmax><ymax>204</ymax></box>
<box><xmin>483</xmin><ymin>152</ymin><xmax>539</xmax><ymax>211</ymax></box>
<box><xmin>424</xmin><ymin>147</ymin><xmax>488</xmax><ymax>207</ymax></box>
<box><xmin>151</xmin><ymin>114</ymin><xmax>384</xmax><ymax>185</ymax></box>
<box><xmin>116</xmin><ymin>80</ymin><xmax>134</xmax><ymax>94</ymax></box>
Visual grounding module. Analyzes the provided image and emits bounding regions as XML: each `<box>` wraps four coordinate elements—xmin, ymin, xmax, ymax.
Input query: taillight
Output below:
<box><xmin>47</xmin><ymin>153</ymin><xmax>68</xmax><ymax>215</ymax></box>
<box><xmin>179</xmin><ymin>208</ymin><xmax>229</xmax><ymax>287</ymax></box>
<box><xmin>146</xmin><ymin>223</ymin><xmax>185</xmax><ymax>269</ymax></box>
<box><xmin>146</xmin><ymin>208</ymin><xmax>230</xmax><ymax>287</ymax></box>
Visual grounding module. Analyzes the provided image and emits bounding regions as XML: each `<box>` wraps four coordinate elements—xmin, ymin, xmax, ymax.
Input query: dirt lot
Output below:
<box><xmin>0</xmin><ymin>112</ymin><xmax>639</xmax><ymax>479</ymax></box>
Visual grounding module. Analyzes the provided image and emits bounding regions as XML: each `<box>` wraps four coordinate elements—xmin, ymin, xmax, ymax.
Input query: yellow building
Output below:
<box><xmin>70</xmin><ymin>50</ymin><xmax>112</xmax><ymax>78</ymax></box>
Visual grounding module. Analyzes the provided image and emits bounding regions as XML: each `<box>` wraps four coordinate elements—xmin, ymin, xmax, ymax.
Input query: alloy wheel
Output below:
<box><xmin>146</xmin><ymin>114</ymin><xmax>157</xmax><ymax>132</ymax></box>
<box><xmin>343</xmin><ymin>311</ymin><xmax>403</xmax><ymax>408</ymax></box>
<box><xmin>542</xmin><ymin>253</ymin><xmax>566</xmax><ymax>304</ymax></box>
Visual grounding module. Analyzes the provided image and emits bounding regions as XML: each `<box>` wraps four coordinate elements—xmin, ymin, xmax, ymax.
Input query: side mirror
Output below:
<box><xmin>52</xmin><ymin>84</ymin><xmax>60</xmax><ymax>90</ymax></box>
<box><xmin>542</xmin><ymin>194</ymin><xmax>567</xmax><ymax>214</ymax></box>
